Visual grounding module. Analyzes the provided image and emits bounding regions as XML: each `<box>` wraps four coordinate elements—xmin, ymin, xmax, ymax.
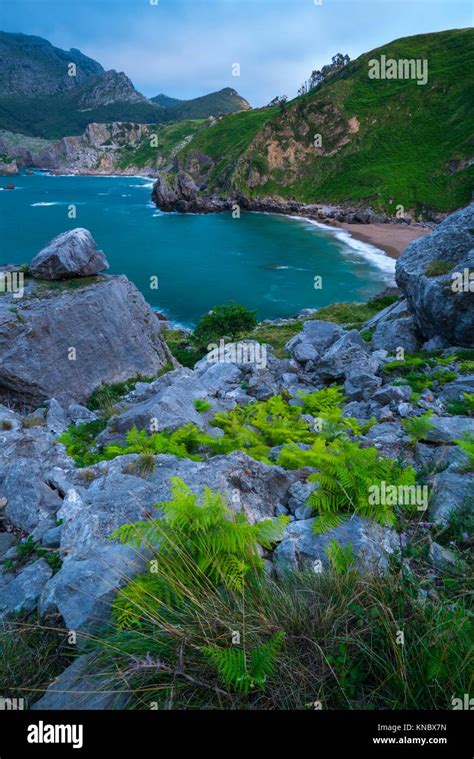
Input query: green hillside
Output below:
<box><xmin>176</xmin><ymin>29</ymin><xmax>474</xmax><ymax>213</ymax></box>
<box><xmin>151</xmin><ymin>87</ymin><xmax>251</xmax><ymax>121</ymax></box>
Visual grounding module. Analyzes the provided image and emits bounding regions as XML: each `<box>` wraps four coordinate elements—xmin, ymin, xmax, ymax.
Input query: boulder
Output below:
<box><xmin>395</xmin><ymin>204</ymin><xmax>474</xmax><ymax>346</ymax></box>
<box><xmin>373</xmin><ymin>385</ymin><xmax>412</xmax><ymax>405</ymax></box>
<box><xmin>39</xmin><ymin>545</ymin><xmax>145</xmax><ymax>634</ymax></box>
<box><xmin>273</xmin><ymin>516</ymin><xmax>398</xmax><ymax>576</ymax></box>
<box><xmin>423</xmin><ymin>416</ymin><xmax>474</xmax><ymax>443</ymax></box>
<box><xmin>285</xmin><ymin>320</ymin><xmax>343</xmax><ymax>362</ymax></box>
<box><xmin>0</xmin><ymin>559</ymin><xmax>52</xmax><ymax>620</ymax></box>
<box><xmin>429</xmin><ymin>471</ymin><xmax>474</xmax><ymax>525</ymax></box>
<box><xmin>371</xmin><ymin>315</ymin><xmax>420</xmax><ymax>353</ymax></box>
<box><xmin>32</xmin><ymin>654</ymin><xmax>130</xmax><ymax>710</ymax></box>
<box><xmin>316</xmin><ymin>330</ymin><xmax>379</xmax><ymax>380</ymax></box>
<box><xmin>45</xmin><ymin>398</ymin><xmax>68</xmax><ymax>434</ymax></box>
<box><xmin>29</xmin><ymin>228</ymin><xmax>109</xmax><ymax>280</ymax></box>
<box><xmin>0</xmin><ymin>273</ymin><xmax>172</xmax><ymax>407</ymax></box>
<box><xmin>344</xmin><ymin>372</ymin><xmax>382</xmax><ymax>401</ymax></box>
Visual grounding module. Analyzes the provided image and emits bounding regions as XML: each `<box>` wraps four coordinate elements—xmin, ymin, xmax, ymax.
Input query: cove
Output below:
<box><xmin>0</xmin><ymin>172</ymin><xmax>395</xmax><ymax>327</ymax></box>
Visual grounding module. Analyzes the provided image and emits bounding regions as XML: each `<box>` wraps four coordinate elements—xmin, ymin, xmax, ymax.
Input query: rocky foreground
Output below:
<box><xmin>0</xmin><ymin>205</ymin><xmax>472</xmax><ymax>709</ymax></box>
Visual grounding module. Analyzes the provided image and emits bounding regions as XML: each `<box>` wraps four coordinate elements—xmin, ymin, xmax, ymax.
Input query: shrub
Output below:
<box><xmin>88</xmin><ymin>569</ymin><xmax>473</xmax><ymax>710</ymax></box>
<box><xmin>447</xmin><ymin>392</ymin><xmax>474</xmax><ymax>418</ymax></box>
<box><xmin>193</xmin><ymin>303</ymin><xmax>257</xmax><ymax>347</ymax></box>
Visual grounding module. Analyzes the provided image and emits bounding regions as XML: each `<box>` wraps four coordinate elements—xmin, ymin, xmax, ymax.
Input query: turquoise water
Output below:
<box><xmin>0</xmin><ymin>172</ymin><xmax>394</xmax><ymax>327</ymax></box>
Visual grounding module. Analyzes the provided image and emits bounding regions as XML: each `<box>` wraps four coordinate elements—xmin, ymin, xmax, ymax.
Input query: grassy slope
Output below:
<box><xmin>117</xmin><ymin>119</ymin><xmax>206</xmax><ymax>169</ymax></box>
<box><xmin>177</xmin><ymin>29</ymin><xmax>474</xmax><ymax>213</ymax></box>
<box><xmin>179</xmin><ymin>108</ymin><xmax>278</xmax><ymax>188</ymax></box>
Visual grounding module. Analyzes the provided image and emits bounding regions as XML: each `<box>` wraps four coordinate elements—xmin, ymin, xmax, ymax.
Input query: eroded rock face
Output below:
<box><xmin>0</xmin><ymin>274</ymin><xmax>172</xmax><ymax>407</ymax></box>
<box><xmin>29</xmin><ymin>228</ymin><xmax>109</xmax><ymax>280</ymax></box>
<box><xmin>395</xmin><ymin>204</ymin><xmax>474</xmax><ymax>346</ymax></box>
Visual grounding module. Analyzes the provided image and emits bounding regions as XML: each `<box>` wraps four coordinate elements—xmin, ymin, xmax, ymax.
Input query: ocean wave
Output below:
<box><xmin>288</xmin><ymin>215</ymin><xmax>396</xmax><ymax>277</ymax></box>
<box><xmin>30</xmin><ymin>201</ymin><xmax>62</xmax><ymax>206</ymax></box>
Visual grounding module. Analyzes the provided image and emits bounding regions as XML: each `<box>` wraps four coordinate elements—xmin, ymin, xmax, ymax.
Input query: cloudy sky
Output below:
<box><xmin>1</xmin><ymin>0</ymin><xmax>471</xmax><ymax>105</ymax></box>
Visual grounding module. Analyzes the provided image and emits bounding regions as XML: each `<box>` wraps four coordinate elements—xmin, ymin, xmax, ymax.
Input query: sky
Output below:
<box><xmin>1</xmin><ymin>0</ymin><xmax>472</xmax><ymax>105</ymax></box>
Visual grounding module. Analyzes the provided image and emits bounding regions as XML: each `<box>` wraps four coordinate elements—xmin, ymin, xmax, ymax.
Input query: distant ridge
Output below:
<box><xmin>0</xmin><ymin>32</ymin><xmax>251</xmax><ymax>138</ymax></box>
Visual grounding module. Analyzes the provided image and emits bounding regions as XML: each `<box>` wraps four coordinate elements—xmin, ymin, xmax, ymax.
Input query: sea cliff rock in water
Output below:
<box><xmin>395</xmin><ymin>204</ymin><xmax>474</xmax><ymax>346</ymax></box>
<box><xmin>0</xmin><ymin>231</ymin><xmax>172</xmax><ymax>406</ymax></box>
<box><xmin>29</xmin><ymin>228</ymin><xmax>109</xmax><ymax>280</ymax></box>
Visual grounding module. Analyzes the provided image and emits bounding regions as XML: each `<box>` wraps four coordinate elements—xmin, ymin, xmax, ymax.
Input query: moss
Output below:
<box><xmin>424</xmin><ymin>259</ymin><xmax>453</xmax><ymax>277</ymax></box>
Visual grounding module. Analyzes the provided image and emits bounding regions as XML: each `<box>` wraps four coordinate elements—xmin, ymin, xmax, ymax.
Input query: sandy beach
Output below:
<box><xmin>337</xmin><ymin>222</ymin><xmax>431</xmax><ymax>259</ymax></box>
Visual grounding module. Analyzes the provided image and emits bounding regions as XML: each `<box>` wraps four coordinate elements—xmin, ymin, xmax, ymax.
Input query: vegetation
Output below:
<box><xmin>304</xmin><ymin>438</ymin><xmax>417</xmax><ymax>533</ymax></box>
<box><xmin>84</xmin><ymin>488</ymin><xmax>472</xmax><ymax>709</ymax></box>
<box><xmin>402</xmin><ymin>412</ymin><xmax>434</xmax><ymax>444</ymax></box>
<box><xmin>0</xmin><ymin>621</ymin><xmax>73</xmax><ymax>707</ymax></box>
<box><xmin>455</xmin><ymin>434</ymin><xmax>474</xmax><ymax>473</ymax></box>
<box><xmin>176</xmin><ymin>29</ymin><xmax>474</xmax><ymax>213</ymax></box>
<box><xmin>424</xmin><ymin>259</ymin><xmax>453</xmax><ymax>277</ymax></box>
<box><xmin>111</xmin><ymin>477</ymin><xmax>288</xmax><ymax>612</ymax></box>
<box><xmin>117</xmin><ymin>120</ymin><xmax>206</xmax><ymax>170</ymax></box>
<box><xmin>193</xmin><ymin>303</ymin><xmax>258</xmax><ymax>348</ymax></box>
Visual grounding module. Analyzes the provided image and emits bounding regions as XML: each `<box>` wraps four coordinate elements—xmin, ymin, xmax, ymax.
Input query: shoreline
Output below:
<box><xmin>335</xmin><ymin>221</ymin><xmax>431</xmax><ymax>259</ymax></box>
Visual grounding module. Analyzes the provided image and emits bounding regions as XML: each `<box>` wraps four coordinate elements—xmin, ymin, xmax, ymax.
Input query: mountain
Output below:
<box><xmin>169</xmin><ymin>29</ymin><xmax>473</xmax><ymax>214</ymax></box>
<box><xmin>150</xmin><ymin>88</ymin><xmax>251</xmax><ymax>120</ymax></box>
<box><xmin>0</xmin><ymin>32</ymin><xmax>104</xmax><ymax>95</ymax></box>
<box><xmin>0</xmin><ymin>31</ymin><xmax>162</xmax><ymax>138</ymax></box>
<box><xmin>0</xmin><ymin>32</ymin><xmax>251</xmax><ymax>139</ymax></box>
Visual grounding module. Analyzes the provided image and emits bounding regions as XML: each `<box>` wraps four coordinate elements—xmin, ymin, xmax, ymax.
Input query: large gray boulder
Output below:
<box><xmin>0</xmin><ymin>273</ymin><xmax>172</xmax><ymax>406</ymax></box>
<box><xmin>395</xmin><ymin>205</ymin><xmax>474</xmax><ymax>346</ymax></box>
<box><xmin>29</xmin><ymin>228</ymin><xmax>109</xmax><ymax>280</ymax></box>
<box><xmin>0</xmin><ymin>426</ymin><xmax>72</xmax><ymax>532</ymax></box>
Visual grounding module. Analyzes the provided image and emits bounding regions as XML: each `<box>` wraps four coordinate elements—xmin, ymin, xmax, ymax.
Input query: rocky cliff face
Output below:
<box><xmin>0</xmin><ymin>32</ymin><xmax>104</xmax><ymax>96</ymax></box>
<box><xmin>35</xmin><ymin>122</ymin><xmax>158</xmax><ymax>175</ymax></box>
<box><xmin>396</xmin><ymin>204</ymin><xmax>474</xmax><ymax>346</ymax></box>
<box><xmin>77</xmin><ymin>70</ymin><xmax>149</xmax><ymax>108</ymax></box>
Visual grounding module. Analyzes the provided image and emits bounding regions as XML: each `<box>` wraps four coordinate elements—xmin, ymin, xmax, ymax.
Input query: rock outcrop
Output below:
<box><xmin>29</xmin><ymin>228</ymin><xmax>109</xmax><ymax>279</ymax></box>
<box><xmin>395</xmin><ymin>204</ymin><xmax>474</xmax><ymax>346</ymax></box>
<box><xmin>0</xmin><ymin>231</ymin><xmax>172</xmax><ymax>406</ymax></box>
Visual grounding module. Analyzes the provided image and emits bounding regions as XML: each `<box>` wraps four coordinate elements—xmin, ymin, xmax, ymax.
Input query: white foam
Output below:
<box><xmin>287</xmin><ymin>215</ymin><xmax>396</xmax><ymax>277</ymax></box>
<box><xmin>30</xmin><ymin>201</ymin><xmax>61</xmax><ymax>206</ymax></box>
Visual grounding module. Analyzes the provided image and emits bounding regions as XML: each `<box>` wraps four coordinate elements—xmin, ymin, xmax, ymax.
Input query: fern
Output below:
<box><xmin>402</xmin><ymin>412</ymin><xmax>434</xmax><ymax>444</ymax></box>
<box><xmin>203</xmin><ymin>631</ymin><xmax>284</xmax><ymax>695</ymax></box>
<box><xmin>325</xmin><ymin>539</ymin><xmax>356</xmax><ymax>574</ymax></box>
<box><xmin>455</xmin><ymin>434</ymin><xmax>474</xmax><ymax>472</ymax></box>
<box><xmin>111</xmin><ymin>478</ymin><xmax>289</xmax><ymax>626</ymax></box>
<box><xmin>305</xmin><ymin>438</ymin><xmax>417</xmax><ymax>533</ymax></box>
